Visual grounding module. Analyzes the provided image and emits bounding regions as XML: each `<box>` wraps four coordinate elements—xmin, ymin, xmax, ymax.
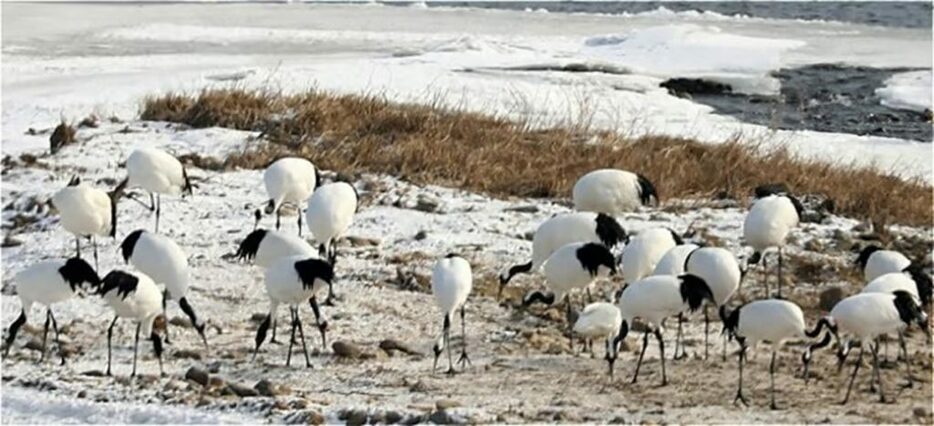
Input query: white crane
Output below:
<box><xmin>573</xmin><ymin>302</ymin><xmax>624</xmax><ymax>378</ymax></box>
<box><xmin>236</xmin><ymin>228</ymin><xmax>319</xmax><ymax>343</ymax></box>
<box><xmin>51</xmin><ymin>176</ymin><xmax>124</xmax><ymax>270</ymax></box>
<box><xmin>499</xmin><ymin>212</ymin><xmax>626</xmax><ymax>298</ymax></box>
<box><xmin>743</xmin><ymin>192</ymin><xmax>802</xmax><ymax>298</ymax></box>
<box><xmin>652</xmin><ymin>243</ymin><xmax>700</xmax><ymax>359</ymax></box>
<box><xmin>861</xmin><ymin>269</ymin><xmax>932</xmax><ymax>363</ymax></box>
<box><xmin>809</xmin><ymin>291</ymin><xmax>929</xmax><ymax>404</ymax></box>
<box><xmin>685</xmin><ymin>246</ymin><xmax>742</xmax><ymax>360</ymax></box>
<box><xmin>252</xmin><ymin>256</ymin><xmax>334</xmax><ymax>367</ymax></box>
<box><xmin>653</xmin><ymin>244</ymin><xmax>701</xmax><ymax>276</ymax></box>
<box><xmin>620</xmin><ymin>227</ymin><xmax>683</xmax><ymax>284</ymax></box>
<box><xmin>431</xmin><ymin>254</ymin><xmax>473</xmax><ymax>374</ymax></box>
<box><xmin>119</xmin><ymin>147</ymin><xmax>193</xmax><ymax>233</ymax></box>
<box><xmin>855</xmin><ymin>245</ymin><xmax>911</xmax><ymax>282</ymax></box>
<box><xmin>120</xmin><ymin>229</ymin><xmax>207</xmax><ymax>347</ymax></box>
<box><xmin>719</xmin><ymin>300</ymin><xmax>827</xmax><ymax>409</ymax></box>
<box><xmin>572</xmin><ymin>169</ymin><xmax>658</xmax><ymax>215</ymax></box>
<box><xmin>523</xmin><ymin>242</ymin><xmax>617</xmax><ymax>350</ymax></box>
<box><xmin>257</xmin><ymin>157</ymin><xmax>319</xmax><ymax>235</ymax></box>
<box><xmin>616</xmin><ymin>274</ymin><xmax>715</xmax><ymax>385</ymax></box>
<box><xmin>4</xmin><ymin>258</ymin><xmax>100</xmax><ymax>364</ymax></box>
<box><xmin>305</xmin><ymin>181</ymin><xmax>358</xmax><ymax>304</ymax></box>
<box><xmin>95</xmin><ymin>270</ymin><xmax>165</xmax><ymax>377</ymax></box>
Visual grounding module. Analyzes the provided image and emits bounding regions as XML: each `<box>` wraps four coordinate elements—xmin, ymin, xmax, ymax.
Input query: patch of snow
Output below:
<box><xmin>1</xmin><ymin>386</ymin><xmax>262</xmax><ymax>424</ymax></box>
<box><xmin>876</xmin><ymin>70</ymin><xmax>933</xmax><ymax>112</ymax></box>
<box><xmin>582</xmin><ymin>24</ymin><xmax>805</xmax><ymax>85</ymax></box>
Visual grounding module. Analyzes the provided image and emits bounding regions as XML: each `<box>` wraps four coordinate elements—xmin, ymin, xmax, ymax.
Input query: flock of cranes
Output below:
<box><xmin>2</xmin><ymin>149</ymin><xmax>931</xmax><ymax>411</ymax></box>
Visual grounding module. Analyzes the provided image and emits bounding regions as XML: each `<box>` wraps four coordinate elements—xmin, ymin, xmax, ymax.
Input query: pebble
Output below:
<box><xmin>913</xmin><ymin>406</ymin><xmax>931</xmax><ymax>418</ymax></box>
<box><xmin>414</xmin><ymin>230</ymin><xmax>428</xmax><ymax>241</ymax></box>
<box><xmin>227</xmin><ymin>382</ymin><xmax>259</xmax><ymax>397</ymax></box>
<box><xmin>306</xmin><ymin>410</ymin><xmax>326</xmax><ymax>425</ymax></box>
<box><xmin>255</xmin><ymin>379</ymin><xmax>290</xmax><ymax>397</ymax></box>
<box><xmin>173</xmin><ymin>349</ymin><xmax>202</xmax><ymax>360</ymax></box>
<box><xmin>168</xmin><ymin>316</ymin><xmax>191</xmax><ymax>327</ymax></box>
<box><xmin>23</xmin><ymin>338</ymin><xmax>47</xmax><ymax>352</ymax></box>
<box><xmin>383</xmin><ymin>410</ymin><xmax>404</xmax><ymax>424</ymax></box>
<box><xmin>185</xmin><ymin>367</ymin><xmax>209</xmax><ymax>386</ymax></box>
<box><xmin>2</xmin><ymin>236</ymin><xmax>23</xmax><ymax>247</ymax></box>
<box><xmin>503</xmin><ymin>205</ymin><xmax>539</xmax><ymax>213</ymax></box>
<box><xmin>332</xmin><ymin>341</ymin><xmax>364</xmax><ymax>359</ymax></box>
<box><xmin>344</xmin><ymin>409</ymin><xmax>368</xmax><ymax>426</ymax></box>
<box><xmin>414</xmin><ymin>194</ymin><xmax>441</xmax><ymax>213</ymax></box>
<box><xmin>429</xmin><ymin>411</ymin><xmax>453</xmax><ymax>424</ymax></box>
<box><xmin>400</xmin><ymin>414</ymin><xmax>426</xmax><ymax>425</ymax></box>
<box><xmin>379</xmin><ymin>339</ymin><xmax>423</xmax><ymax>356</ymax></box>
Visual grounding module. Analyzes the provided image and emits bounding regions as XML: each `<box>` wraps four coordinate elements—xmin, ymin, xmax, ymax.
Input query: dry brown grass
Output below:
<box><xmin>142</xmin><ymin>88</ymin><xmax>932</xmax><ymax>226</ymax></box>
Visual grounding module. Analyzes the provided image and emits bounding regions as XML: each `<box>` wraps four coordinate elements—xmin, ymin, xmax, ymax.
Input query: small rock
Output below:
<box><xmin>77</xmin><ymin>390</ymin><xmax>87</xmax><ymax>398</ymax></box>
<box><xmin>168</xmin><ymin>316</ymin><xmax>191</xmax><ymax>327</ymax></box>
<box><xmin>306</xmin><ymin>410</ymin><xmax>326</xmax><ymax>425</ymax></box>
<box><xmin>255</xmin><ymin>379</ymin><xmax>289</xmax><ymax>397</ymax></box>
<box><xmin>24</xmin><ymin>338</ymin><xmax>43</xmax><ymax>352</ymax></box>
<box><xmin>429</xmin><ymin>411</ymin><xmax>452</xmax><ymax>424</ymax></box>
<box><xmin>414</xmin><ymin>194</ymin><xmax>441</xmax><ymax>213</ymax></box>
<box><xmin>332</xmin><ymin>341</ymin><xmax>364</xmax><ymax>359</ymax></box>
<box><xmin>227</xmin><ymin>382</ymin><xmax>258</xmax><ymax>397</ymax></box>
<box><xmin>379</xmin><ymin>339</ymin><xmax>423</xmax><ymax>356</ymax></box>
<box><xmin>49</xmin><ymin>122</ymin><xmax>76</xmax><ymax>154</ymax></box>
<box><xmin>345</xmin><ymin>409</ymin><xmax>368</xmax><ymax>426</ymax></box>
<box><xmin>2</xmin><ymin>236</ymin><xmax>23</xmax><ymax>248</ymax></box>
<box><xmin>173</xmin><ymin>349</ymin><xmax>202</xmax><ymax>360</ymax></box>
<box><xmin>408</xmin><ymin>379</ymin><xmax>432</xmax><ymax>393</ymax></box>
<box><xmin>913</xmin><ymin>406</ymin><xmax>931</xmax><ymax>418</ymax></box>
<box><xmin>819</xmin><ymin>287</ymin><xmax>845</xmax><ymax>312</ymax></box>
<box><xmin>250</xmin><ymin>313</ymin><xmax>268</xmax><ymax>323</ymax></box>
<box><xmin>414</xmin><ymin>230</ymin><xmax>428</xmax><ymax>241</ymax></box>
<box><xmin>383</xmin><ymin>410</ymin><xmax>404</xmax><ymax>424</ymax></box>
<box><xmin>503</xmin><ymin>205</ymin><xmax>539</xmax><ymax>213</ymax></box>
<box><xmin>401</xmin><ymin>414</ymin><xmax>426</xmax><ymax>425</ymax></box>
<box><xmin>435</xmin><ymin>399</ymin><xmax>461</xmax><ymax>410</ymax></box>
<box><xmin>81</xmin><ymin>370</ymin><xmax>105</xmax><ymax>377</ymax></box>
<box><xmin>185</xmin><ymin>367</ymin><xmax>209</xmax><ymax>386</ymax></box>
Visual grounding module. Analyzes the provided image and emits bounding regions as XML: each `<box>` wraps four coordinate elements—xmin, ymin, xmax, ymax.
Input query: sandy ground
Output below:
<box><xmin>1</xmin><ymin>119</ymin><xmax>932</xmax><ymax>424</ymax></box>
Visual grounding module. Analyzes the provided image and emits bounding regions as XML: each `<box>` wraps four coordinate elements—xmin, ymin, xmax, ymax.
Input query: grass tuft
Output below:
<box><xmin>141</xmin><ymin>88</ymin><xmax>932</xmax><ymax>226</ymax></box>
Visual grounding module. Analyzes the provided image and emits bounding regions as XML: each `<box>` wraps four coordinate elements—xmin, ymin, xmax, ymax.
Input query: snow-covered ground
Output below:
<box><xmin>1</xmin><ymin>3</ymin><xmax>933</xmax><ymax>424</ymax></box>
<box><xmin>876</xmin><ymin>70</ymin><xmax>934</xmax><ymax>113</ymax></box>
<box><xmin>1</xmin><ymin>118</ymin><xmax>931</xmax><ymax>423</ymax></box>
<box><xmin>2</xmin><ymin>2</ymin><xmax>932</xmax><ymax>180</ymax></box>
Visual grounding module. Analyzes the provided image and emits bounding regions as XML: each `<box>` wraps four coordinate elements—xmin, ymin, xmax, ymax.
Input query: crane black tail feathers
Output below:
<box><xmin>747</xmin><ymin>251</ymin><xmax>762</xmax><ymax>265</ymax></box>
